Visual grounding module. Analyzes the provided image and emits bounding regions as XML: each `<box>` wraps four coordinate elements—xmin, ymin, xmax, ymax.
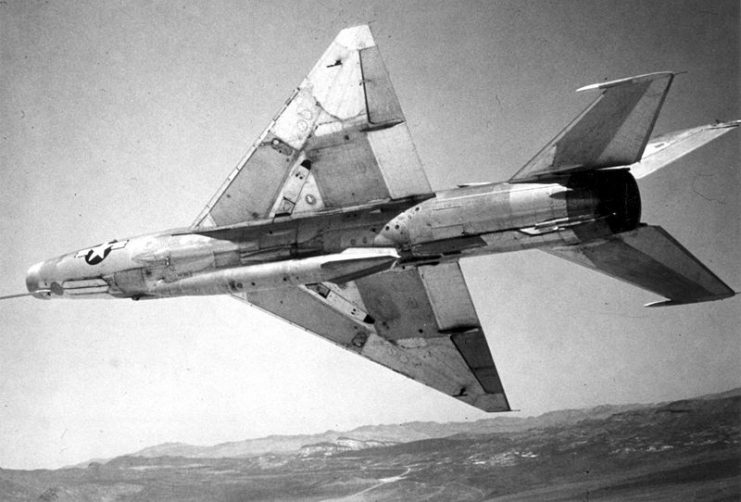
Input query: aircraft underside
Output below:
<box><xmin>18</xmin><ymin>25</ymin><xmax>738</xmax><ymax>412</ymax></box>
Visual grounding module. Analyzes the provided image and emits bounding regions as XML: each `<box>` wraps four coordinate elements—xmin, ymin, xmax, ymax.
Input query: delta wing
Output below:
<box><xmin>194</xmin><ymin>25</ymin><xmax>432</xmax><ymax>228</ymax></box>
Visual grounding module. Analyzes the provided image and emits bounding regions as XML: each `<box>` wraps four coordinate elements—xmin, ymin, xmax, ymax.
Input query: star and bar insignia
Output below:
<box><xmin>75</xmin><ymin>240</ymin><xmax>128</xmax><ymax>265</ymax></box>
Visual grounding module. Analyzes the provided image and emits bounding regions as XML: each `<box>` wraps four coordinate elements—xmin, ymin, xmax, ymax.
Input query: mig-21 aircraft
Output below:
<box><xmin>16</xmin><ymin>26</ymin><xmax>739</xmax><ymax>411</ymax></box>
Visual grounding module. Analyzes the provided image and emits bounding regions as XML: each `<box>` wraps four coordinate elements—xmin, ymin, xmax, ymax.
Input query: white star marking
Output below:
<box><xmin>76</xmin><ymin>240</ymin><xmax>127</xmax><ymax>264</ymax></box>
<box><xmin>87</xmin><ymin>242</ymin><xmax>113</xmax><ymax>261</ymax></box>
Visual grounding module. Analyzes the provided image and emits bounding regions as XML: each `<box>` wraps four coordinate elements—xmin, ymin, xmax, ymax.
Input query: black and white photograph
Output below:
<box><xmin>1</xmin><ymin>0</ymin><xmax>739</xmax><ymax>500</ymax></box>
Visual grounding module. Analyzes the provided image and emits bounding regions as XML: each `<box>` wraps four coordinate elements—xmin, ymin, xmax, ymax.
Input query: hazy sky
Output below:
<box><xmin>1</xmin><ymin>0</ymin><xmax>738</xmax><ymax>469</ymax></box>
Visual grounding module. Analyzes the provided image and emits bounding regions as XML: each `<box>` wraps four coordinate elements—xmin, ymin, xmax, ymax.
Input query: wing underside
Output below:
<box><xmin>194</xmin><ymin>25</ymin><xmax>432</xmax><ymax>229</ymax></box>
<box><xmin>546</xmin><ymin>225</ymin><xmax>735</xmax><ymax>306</ymax></box>
<box><xmin>191</xmin><ymin>27</ymin><xmax>735</xmax><ymax>411</ymax></box>
<box><xmin>191</xmin><ymin>26</ymin><xmax>511</xmax><ymax>412</ymax></box>
<box><xmin>234</xmin><ymin>261</ymin><xmax>510</xmax><ymax>412</ymax></box>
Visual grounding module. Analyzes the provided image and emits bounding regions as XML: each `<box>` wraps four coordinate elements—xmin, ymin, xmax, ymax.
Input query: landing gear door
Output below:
<box><xmin>113</xmin><ymin>269</ymin><xmax>148</xmax><ymax>297</ymax></box>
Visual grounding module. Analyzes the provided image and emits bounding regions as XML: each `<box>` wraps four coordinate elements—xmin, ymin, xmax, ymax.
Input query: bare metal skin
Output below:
<box><xmin>25</xmin><ymin>169</ymin><xmax>639</xmax><ymax>301</ymax></box>
<box><xmin>19</xmin><ymin>26</ymin><xmax>737</xmax><ymax>412</ymax></box>
<box><xmin>27</xmin><ymin>202</ymin><xmax>409</xmax><ymax>299</ymax></box>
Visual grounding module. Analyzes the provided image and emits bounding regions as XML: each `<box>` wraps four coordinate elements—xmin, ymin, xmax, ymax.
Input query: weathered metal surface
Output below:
<box><xmin>193</xmin><ymin>25</ymin><xmax>432</xmax><ymax>229</ymax></box>
<box><xmin>307</xmin><ymin>130</ymin><xmax>390</xmax><ymax>207</ymax></box>
<box><xmin>232</xmin><ymin>277</ymin><xmax>510</xmax><ymax>411</ymax></box>
<box><xmin>367</xmin><ymin>124</ymin><xmax>430</xmax><ymax>199</ymax></box>
<box><xmin>379</xmin><ymin>169</ymin><xmax>642</xmax><ymax>255</ymax></box>
<box><xmin>451</xmin><ymin>330</ymin><xmax>504</xmax><ymax>395</ymax></box>
<box><xmin>356</xmin><ymin>267</ymin><xmax>438</xmax><ymax>339</ymax></box>
<box><xmin>60</xmin><ymin>278</ymin><xmax>110</xmax><ymax>297</ymax></box>
<box><xmin>630</xmin><ymin>120</ymin><xmax>741</xmax><ymax>179</ymax></box>
<box><xmin>359</xmin><ymin>332</ymin><xmax>508</xmax><ymax>411</ymax></box>
<box><xmin>379</xmin><ymin>182</ymin><xmax>571</xmax><ymax>247</ymax></box>
<box><xmin>304</xmin><ymin>282</ymin><xmax>372</xmax><ymax>324</ymax></box>
<box><xmin>272</xmin><ymin>160</ymin><xmax>313</xmax><ymax>217</ymax></box>
<box><xmin>547</xmin><ymin>225</ymin><xmax>735</xmax><ymax>304</ymax></box>
<box><xmin>350</xmin><ymin>262</ymin><xmax>510</xmax><ymax>410</ymax></box>
<box><xmin>208</xmin><ymin>138</ymin><xmax>297</xmax><ymax>225</ymax></box>
<box><xmin>359</xmin><ymin>46</ymin><xmax>404</xmax><ymax>125</ymax></box>
<box><xmin>511</xmin><ymin>72</ymin><xmax>675</xmax><ymax>180</ymax></box>
<box><xmin>290</xmin><ymin>171</ymin><xmax>326</xmax><ymax>215</ymax></box>
<box><xmin>150</xmin><ymin>248</ymin><xmax>398</xmax><ymax>297</ymax></box>
<box><xmin>451</xmin><ymin>329</ymin><xmax>508</xmax><ymax>403</ymax></box>
<box><xmin>236</xmin><ymin>286</ymin><xmax>372</xmax><ymax>351</ymax></box>
<box><xmin>419</xmin><ymin>263</ymin><xmax>478</xmax><ymax>331</ymax></box>
<box><xmin>23</xmin><ymin>26</ymin><xmax>739</xmax><ymax>414</ymax></box>
<box><xmin>112</xmin><ymin>269</ymin><xmax>147</xmax><ymax>296</ymax></box>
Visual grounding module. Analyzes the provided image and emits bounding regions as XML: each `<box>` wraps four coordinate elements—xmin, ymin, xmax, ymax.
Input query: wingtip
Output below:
<box><xmin>577</xmin><ymin>71</ymin><xmax>676</xmax><ymax>93</ymax></box>
<box><xmin>644</xmin><ymin>299</ymin><xmax>677</xmax><ymax>308</ymax></box>
<box><xmin>338</xmin><ymin>23</ymin><xmax>371</xmax><ymax>32</ymax></box>
<box><xmin>335</xmin><ymin>25</ymin><xmax>375</xmax><ymax>49</ymax></box>
<box><xmin>712</xmin><ymin>119</ymin><xmax>741</xmax><ymax>129</ymax></box>
<box><xmin>644</xmin><ymin>292</ymin><xmax>737</xmax><ymax>308</ymax></box>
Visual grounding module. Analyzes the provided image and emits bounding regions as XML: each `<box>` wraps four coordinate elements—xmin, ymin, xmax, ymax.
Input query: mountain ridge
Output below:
<box><xmin>123</xmin><ymin>387</ymin><xmax>740</xmax><ymax>462</ymax></box>
<box><xmin>129</xmin><ymin>402</ymin><xmax>645</xmax><ymax>460</ymax></box>
<box><xmin>59</xmin><ymin>387</ymin><xmax>740</xmax><ymax>468</ymax></box>
<box><xmin>4</xmin><ymin>388</ymin><xmax>738</xmax><ymax>502</ymax></box>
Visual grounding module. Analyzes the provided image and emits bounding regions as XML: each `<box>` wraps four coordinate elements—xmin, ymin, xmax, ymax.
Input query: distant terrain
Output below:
<box><xmin>1</xmin><ymin>389</ymin><xmax>739</xmax><ymax>501</ymax></box>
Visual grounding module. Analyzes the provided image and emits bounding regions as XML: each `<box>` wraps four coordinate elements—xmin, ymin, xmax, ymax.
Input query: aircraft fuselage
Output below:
<box><xmin>17</xmin><ymin>24</ymin><xmax>738</xmax><ymax>413</ymax></box>
<box><xmin>26</xmin><ymin>170</ymin><xmax>640</xmax><ymax>300</ymax></box>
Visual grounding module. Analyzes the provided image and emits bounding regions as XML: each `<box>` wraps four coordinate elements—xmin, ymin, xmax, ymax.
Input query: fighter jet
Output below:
<box><xmin>16</xmin><ymin>26</ymin><xmax>738</xmax><ymax>411</ymax></box>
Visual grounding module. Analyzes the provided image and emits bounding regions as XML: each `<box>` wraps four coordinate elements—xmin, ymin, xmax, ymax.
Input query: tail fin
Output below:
<box><xmin>511</xmin><ymin>72</ymin><xmax>675</xmax><ymax>181</ymax></box>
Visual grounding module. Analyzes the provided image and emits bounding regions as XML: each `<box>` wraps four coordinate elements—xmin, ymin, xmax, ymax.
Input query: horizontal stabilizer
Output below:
<box><xmin>512</xmin><ymin>72</ymin><xmax>675</xmax><ymax>180</ymax></box>
<box><xmin>630</xmin><ymin>120</ymin><xmax>740</xmax><ymax>179</ymax></box>
<box><xmin>546</xmin><ymin>225</ymin><xmax>735</xmax><ymax>305</ymax></box>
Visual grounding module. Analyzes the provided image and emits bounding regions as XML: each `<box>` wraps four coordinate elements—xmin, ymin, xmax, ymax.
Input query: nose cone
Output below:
<box><xmin>26</xmin><ymin>261</ymin><xmax>52</xmax><ymax>299</ymax></box>
<box><xmin>25</xmin><ymin>262</ymin><xmax>42</xmax><ymax>293</ymax></box>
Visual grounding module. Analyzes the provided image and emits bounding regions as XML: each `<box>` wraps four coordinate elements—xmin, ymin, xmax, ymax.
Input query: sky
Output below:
<box><xmin>0</xmin><ymin>0</ymin><xmax>738</xmax><ymax>469</ymax></box>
